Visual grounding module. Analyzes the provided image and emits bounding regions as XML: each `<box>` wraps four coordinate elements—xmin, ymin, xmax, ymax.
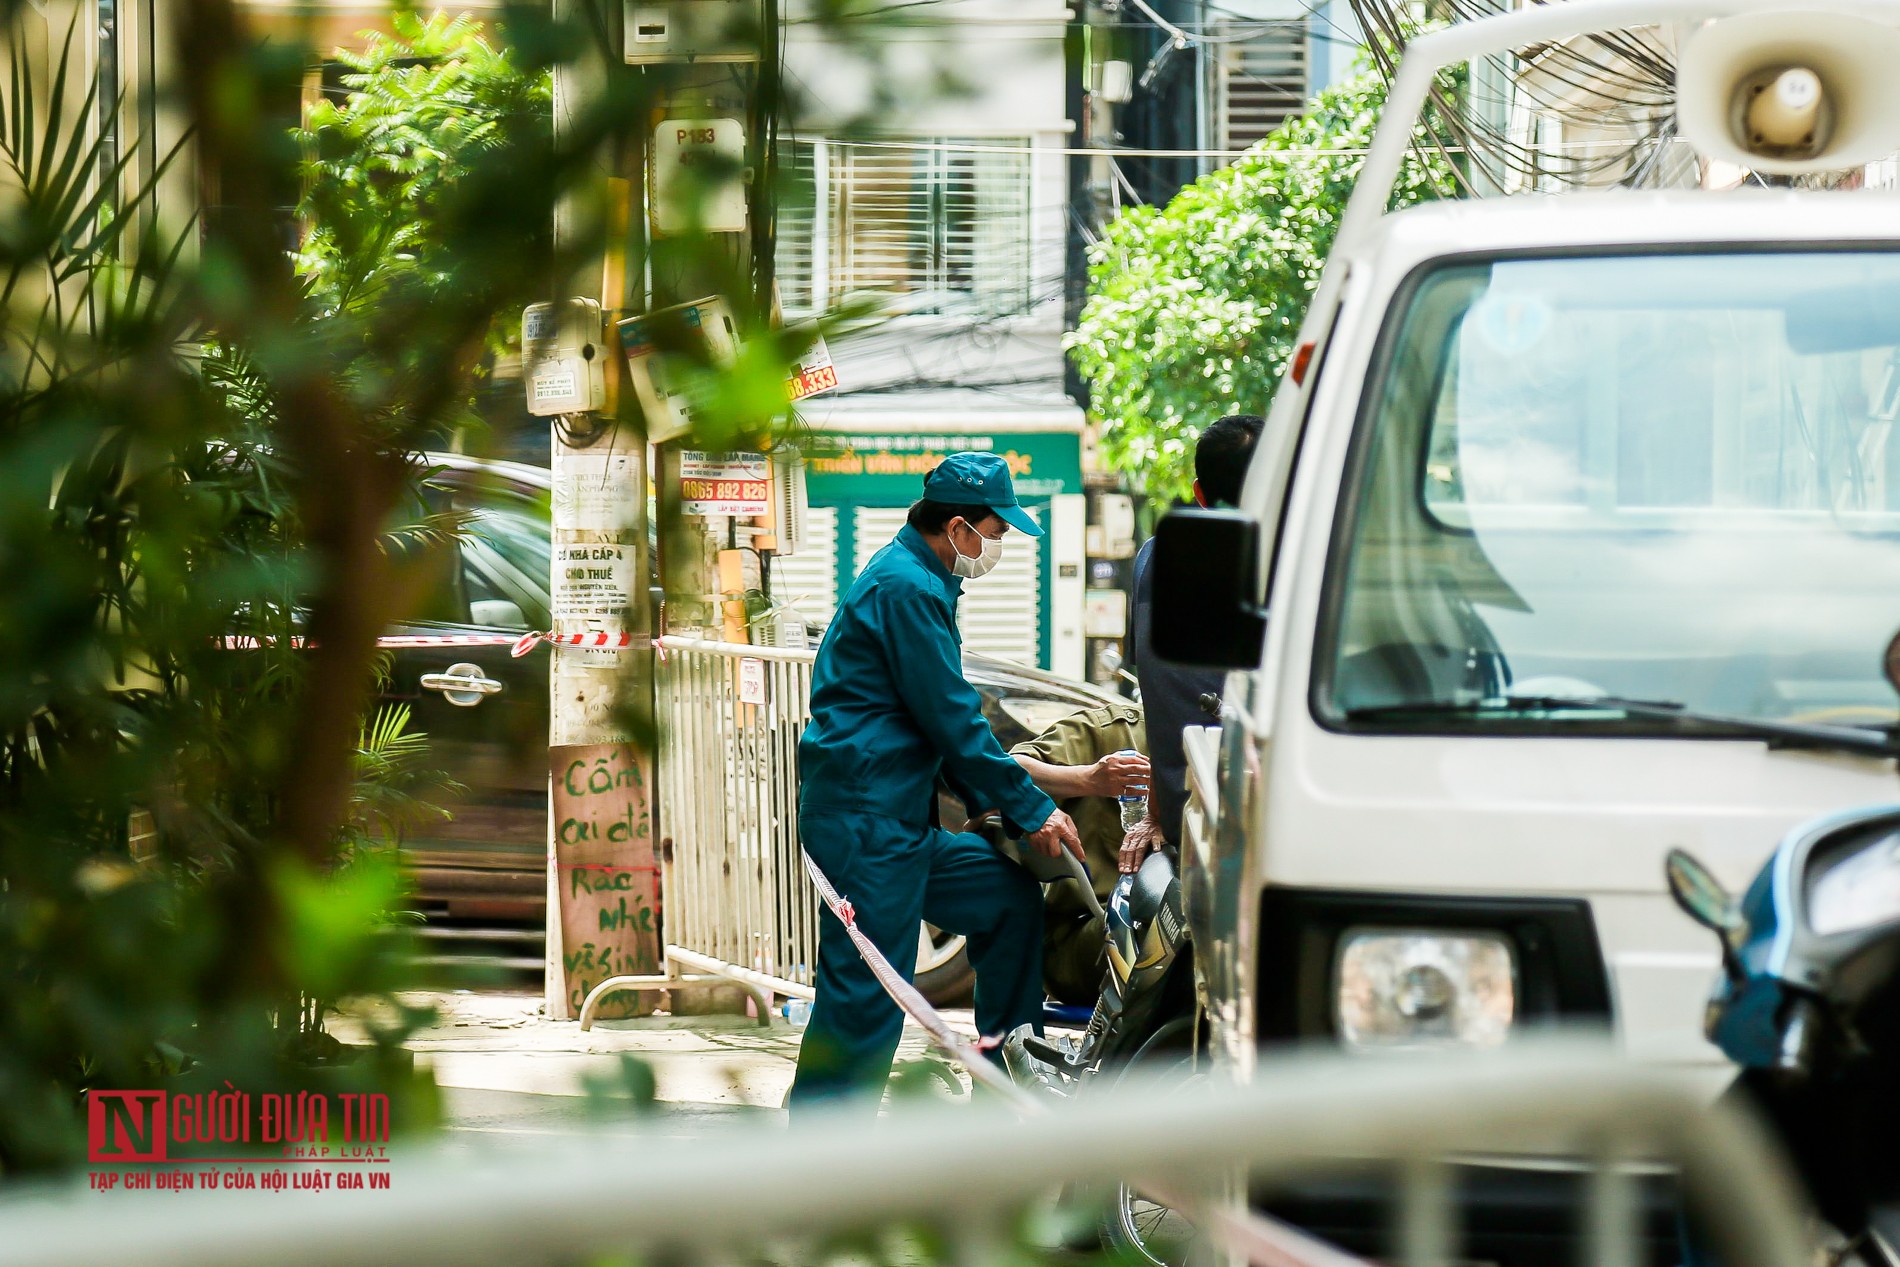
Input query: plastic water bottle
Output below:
<box><xmin>1117</xmin><ymin>748</ymin><xmax>1146</xmax><ymax>831</ymax></box>
<box><xmin>784</xmin><ymin>998</ymin><xmax>812</xmax><ymax>1027</ymax></box>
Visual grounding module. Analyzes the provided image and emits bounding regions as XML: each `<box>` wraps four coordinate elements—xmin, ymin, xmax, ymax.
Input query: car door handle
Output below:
<box><xmin>419</xmin><ymin>662</ymin><xmax>505</xmax><ymax>707</ymax></box>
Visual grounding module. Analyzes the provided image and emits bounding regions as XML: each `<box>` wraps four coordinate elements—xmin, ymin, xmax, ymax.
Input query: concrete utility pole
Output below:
<box><xmin>541</xmin><ymin>0</ymin><xmax>774</xmax><ymax>1019</ymax></box>
<box><xmin>540</xmin><ymin>0</ymin><xmax>653</xmax><ymax>1021</ymax></box>
<box><xmin>652</xmin><ymin>59</ymin><xmax>760</xmax><ymax>647</ymax></box>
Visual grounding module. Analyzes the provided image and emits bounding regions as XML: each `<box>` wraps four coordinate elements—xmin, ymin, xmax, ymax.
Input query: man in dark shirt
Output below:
<box><xmin>1124</xmin><ymin>413</ymin><xmax>1265</xmax><ymax>867</ymax></box>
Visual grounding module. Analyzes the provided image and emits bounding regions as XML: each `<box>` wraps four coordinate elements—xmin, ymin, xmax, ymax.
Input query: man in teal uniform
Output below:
<box><xmin>790</xmin><ymin>452</ymin><xmax>1083</xmax><ymax>1114</ymax></box>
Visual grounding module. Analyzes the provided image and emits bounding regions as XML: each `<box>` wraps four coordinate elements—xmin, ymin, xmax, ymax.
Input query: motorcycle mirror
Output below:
<box><xmin>1885</xmin><ymin>629</ymin><xmax>1900</xmax><ymax>698</ymax></box>
<box><xmin>1666</xmin><ymin>848</ymin><xmax>1739</xmax><ymax>938</ymax></box>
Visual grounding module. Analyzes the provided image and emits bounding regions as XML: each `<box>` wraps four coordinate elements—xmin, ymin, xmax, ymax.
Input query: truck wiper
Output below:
<box><xmin>1344</xmin><ymin>694</ymin><xmax>1900</xmax><ymax>758</ymax></box>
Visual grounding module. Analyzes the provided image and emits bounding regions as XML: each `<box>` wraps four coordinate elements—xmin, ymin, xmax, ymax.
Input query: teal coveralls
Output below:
<box><xmin>789</xmin><ymin>524</ymin><xmax>1056</xmax><ymax>1113</ymax></box>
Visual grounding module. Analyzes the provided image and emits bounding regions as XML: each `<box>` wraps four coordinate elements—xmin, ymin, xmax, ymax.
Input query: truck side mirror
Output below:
<box><xmin>1150</xmin><ymin>508</ymin><xmax>1267</xmax><ymax>669</ymax></box>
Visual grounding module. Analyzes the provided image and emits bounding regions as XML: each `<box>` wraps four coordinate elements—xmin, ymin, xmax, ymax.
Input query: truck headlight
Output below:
<box><xmin>1334</xmin><ymin>929</ymin><xmax>1517</xmax><ymax>1051</ymax></box>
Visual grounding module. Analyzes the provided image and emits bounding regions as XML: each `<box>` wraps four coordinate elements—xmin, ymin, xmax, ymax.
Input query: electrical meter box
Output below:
<box><xmin>624</xmin><ymin>0</ymin><xmax>761</xmax><ymax>64</ymax></box>
<box><xmin>650</xmin><ymin>117</ymin><xmax>748</xmax><ymax>235</ymax></box>
<box><xmin>522</xmin><ymin>298</ymin><xmax>607</xmax><ymax>416</ymax></box>
<box><xmin>616</xmin><ymin>296</ymin><xmax>739</xmax><ymax>443</ymax></box>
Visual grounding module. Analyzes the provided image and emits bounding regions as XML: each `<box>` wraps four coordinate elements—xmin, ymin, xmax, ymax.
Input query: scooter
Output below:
<box><xmin>998</xmin><ymin>845</ymin><xmax>1195</xmax><ymax>1078</ymax></box>
<box><xmin>1667</xmin><ymin>806</ymin><xmax>1900</xmax><ymax>1266</ymax></box>
<box><xmin>987</xmin><ymin>828</ymin><xmax>1201</xmax><ymax>1265</ymax></box>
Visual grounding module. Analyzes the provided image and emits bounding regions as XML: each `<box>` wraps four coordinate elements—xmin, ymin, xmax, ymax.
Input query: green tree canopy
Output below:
<box><xmin>1066</xmin><ymin>64</ymin><xmax>1457</xmax><ymax>502</ymax></box>
<box><xmin>0</xmin><ymin>1</ymin><xmax>565</xmax><ymax>1171</ymax></box>
<box><xmin>297</xmin><ymin>12</ymin><xmax>552</xmax><ymax>322</ymax></box>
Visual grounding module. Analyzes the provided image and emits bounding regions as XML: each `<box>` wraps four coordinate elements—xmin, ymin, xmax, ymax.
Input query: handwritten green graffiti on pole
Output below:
<box><xmin>551</xmin><ymin>742</ymin><xmax>660</xmax><ymax>1020</ymax></box>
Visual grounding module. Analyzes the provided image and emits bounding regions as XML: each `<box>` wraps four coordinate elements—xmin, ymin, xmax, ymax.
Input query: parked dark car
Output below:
<box><xmin>387</xmin><ymin>455</ymin><xmax>1129</xmax><ymax>957</ymax></box>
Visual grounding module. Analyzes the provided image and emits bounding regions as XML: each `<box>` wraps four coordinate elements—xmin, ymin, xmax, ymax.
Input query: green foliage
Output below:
<box><xmin>1066</xmin><ymin>63</ymin><xmax>1458</xmax><ymax>501</ymax></box>
<box><xmin>297</xmin><ymin>12</ymin><xmax>551</xmax><ymax>325</ymax></box>
<box><xmin>579</xmin><ymin>1051</ymin><xmax>659</xmax><ymax>1114</ymax></box>
<box><xmin>1</xmin><ymin>0</ymin><xmax>607</xmax><ymax>1175</ymax></box>
<box><xmin>293</xmin><ymin>11</ymin><xmax>553</xmax><ymax>447</ymax></box>
<box><xmin>345</xmin><ymin>702</ymin><xmax>464</xmax><ymax>856</ymax></box>
<box><xmin>0</xmin><ymin>0</ymin><xmax>914</xmax><ymax>1183</ymax></box>
<box><xmin>0</xmin><ymin>13</ymin><xmax>314</xmax><ymax>1172</ymax></box>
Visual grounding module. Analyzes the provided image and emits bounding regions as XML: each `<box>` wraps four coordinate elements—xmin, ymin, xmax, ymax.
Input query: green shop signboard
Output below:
<box><xmin>802</xmin><ymin>431</ymin><xmax>1082</xmax><ymax>503</ymax></box>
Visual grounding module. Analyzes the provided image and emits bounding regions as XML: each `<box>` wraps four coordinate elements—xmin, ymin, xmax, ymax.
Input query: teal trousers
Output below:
<box><xmin>788</xmin><ymin>807</ymin><xmax>1044</xmax><ymax>1116</ymax></box>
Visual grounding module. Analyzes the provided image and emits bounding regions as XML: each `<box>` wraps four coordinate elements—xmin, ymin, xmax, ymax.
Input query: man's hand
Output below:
<box><xmin>1119</xmin><ymin>816</ymin><xmax>1164</xmax><ymax>874</ymax></box>
<box><xmin>1084</xmin><ymin>749</ymin><xmax>1151</xmax><ymax>799</ymax></box>
<box><xmin>1025</xmin><ymin>808</ymin><xmax>1084</xmax><ymax>863</ymax></box>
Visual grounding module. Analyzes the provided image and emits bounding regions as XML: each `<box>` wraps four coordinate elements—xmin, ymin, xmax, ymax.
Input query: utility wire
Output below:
<box><xmin>779</xmin><ymin>133</ymin><xmax>1689</xmax><ymax>159</ymax></box>
<box><xmin>1124</xmin><ymin>0</ymin><xmax>1334</xmax><ymax>46</ymax></box>
<box><xmin>1348</xmin><ymin>0</ymin><xmax>1683</xmax><ymax>191</ymax></box>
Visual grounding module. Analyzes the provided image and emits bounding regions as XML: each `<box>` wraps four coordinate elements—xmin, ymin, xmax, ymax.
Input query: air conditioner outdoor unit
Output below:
<box><xmin>767</xmin><ymin>448</ymin><xmax>808</xmax><ymax>557</ymax></box>
<box><xmin>753</xmin><ymin>606</ymin><xmax>810</xmax><ymax>651</ymax></box>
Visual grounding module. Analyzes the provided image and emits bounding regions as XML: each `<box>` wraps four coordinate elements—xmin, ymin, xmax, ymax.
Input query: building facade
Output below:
<box><xmin>769</xmin><ymin>0</ymin><xmax>1360</xmax><ymax>676</ymax></box>
<box><xmin>770</xmin><ymin>0</ymin><xmax>1090</xmax><ymax>675</ymax></box>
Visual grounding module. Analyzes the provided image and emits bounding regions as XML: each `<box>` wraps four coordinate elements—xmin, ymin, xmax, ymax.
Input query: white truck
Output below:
<box><xmin>1150</xmin><ymin>0</ymin><xmax>1900</xmax><ymax>1117</ymax></box>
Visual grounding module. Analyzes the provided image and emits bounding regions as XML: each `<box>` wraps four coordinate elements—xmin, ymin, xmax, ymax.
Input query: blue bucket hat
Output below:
<box><xmin>921</xmin><ymin>451</ymin><xmax>1043</xmax><ymax>538</ymax></box>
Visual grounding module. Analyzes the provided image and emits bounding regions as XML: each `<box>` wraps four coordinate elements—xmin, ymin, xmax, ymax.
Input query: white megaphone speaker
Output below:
<box><xmin>1676</xmin><ymin>8</ymin><xmax>1900</xmax><ymax>175</ymax></box>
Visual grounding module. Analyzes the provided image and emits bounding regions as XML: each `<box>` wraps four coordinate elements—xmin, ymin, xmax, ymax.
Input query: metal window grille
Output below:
<box><xmin>1218</xmin><ymin>20</ymin><xmax>1311</xmax><ymax>152</ymax></box>
<box><xmin>849</xmin><ymin>505</ymin><xmax>1042</xmax><ymax>666</ymax></box>
<box><xmin>766</xmin><ymin>506</ymin><xmax>839</xmax><ymax>628</ymax></box>
<box><xmin>950</xmin><ymin>503</ymin><xmax>1041</xmax><ymax>667</ymax></box>
<box><xmin>777</xmin><ymin>138</ymin><xmax>1033</xmax><ymax>316</ymax></box>
<box><xmin>776</xmin><ymin>141</ymin><xmax>820</xmax><ymax>315</ymax></box>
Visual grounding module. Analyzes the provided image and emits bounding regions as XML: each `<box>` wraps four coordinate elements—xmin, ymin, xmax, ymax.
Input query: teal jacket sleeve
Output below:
<box><xmin>878</xmin><ymin>585</ymin><xmax>1056</xmax><ymax>835</ymax></box>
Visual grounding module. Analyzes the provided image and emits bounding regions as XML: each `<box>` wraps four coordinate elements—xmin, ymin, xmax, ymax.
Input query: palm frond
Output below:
<box><xmin>379</xmin><ymin>506</ymin><xmax>475</xmax><ymax>557</ymax></box>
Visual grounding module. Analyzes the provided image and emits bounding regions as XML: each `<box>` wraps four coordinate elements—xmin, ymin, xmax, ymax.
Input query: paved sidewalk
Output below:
<box><xmin>322</xmin><ymin>993</ymin><xmax>1098</xmax><ymax>1264</ymax></box>
<box><xmin>354</xmin><ymin>991</ymin><xmax>976</xmax><ymax>1146</ymax></box>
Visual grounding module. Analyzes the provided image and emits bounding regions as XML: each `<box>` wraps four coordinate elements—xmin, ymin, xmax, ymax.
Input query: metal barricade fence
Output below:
<box><xmin>0</xmin><ymin>1043</ymin><xmax>1811</xmax><ymax>1267</ymax></box>
<box><xmin>578</xmin><ymin>637</ymin><xmax>820</xmax><ymax>1026</ymax></box>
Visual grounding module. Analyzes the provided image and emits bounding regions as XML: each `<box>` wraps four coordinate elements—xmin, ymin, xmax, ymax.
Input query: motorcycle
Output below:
<box><xmin>1667</xmin><ymin>804</ymin><xmax>1900</xmax><ymax>1266</ymax></box>
<box><xmin>987</xmin><ymin>828</ymin><xmax>1202</xmax><ymax>1265</ymax></box>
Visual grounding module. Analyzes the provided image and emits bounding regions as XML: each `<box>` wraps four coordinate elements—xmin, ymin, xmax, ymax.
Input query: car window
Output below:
<box><xmin>463</xmin><ymin>498</ymin><xmax>552</xmax><ymax>582</ymax></box>
<box><xmin>394</xmin><ymin>519</ymin><xmax>468</xmax><ymax>625</ymax></box>
<box><xmin>463</xmin><ymin>536</ymin><xmax>547</xmax><ymax>628</ymax></box>
<box><xmin>453</xmin><ymin>491</ymin><xmax>551</xmax><ymax>629</ymax></box>
<box><xmin>1321</xmin><ymin>251</ymin><xmax>1900</xmax><ymax>728</ymax></box>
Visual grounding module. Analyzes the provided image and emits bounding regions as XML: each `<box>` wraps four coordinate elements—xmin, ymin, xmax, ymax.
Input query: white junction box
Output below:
<box><xmin>624</xmin><ymin>0</ymin><xmax>761</xmax><ymax>64</ymax></box>
<box><xmin>616</xmin><ymin>295</ymin><xmax>739</xmax><ymax>443</ymax></box>
<box><xmin>522</xmin><ymin>298</ymin><xmax>607</xmax><ymax>417</ymax></box>
<box><xmin>650</xmin><ymin>117</ymin><xmax>748</xmax><ymax>235</ymax></box>
<box><xmin>766</xmin><ymin>447</ymin><xmax>808</xmax><ymax>556</ymax></box>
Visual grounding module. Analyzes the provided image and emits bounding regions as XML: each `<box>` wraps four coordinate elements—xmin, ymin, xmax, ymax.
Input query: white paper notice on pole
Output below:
<box><xmin>738</xmin><ymin>657</ymin><xmax>768</xmax><ymax>706</ymax></box>
<box><xmin>1084</xmin><ymin>588</ymin><xmax>1128</xmax><ymax>638</ymax></box>
<box><xmin>680</xmin><ymin>451</ymin><xmax>769</xmax><ymax>516</ymax></box>
<box><xmin>553</xmin><ymin>451</ymin><xmax>642</xmax><ymax>531</ymax></box>
<box><xmin>786</xmin><ymin>338</ymin><xmax>839</xmax><ymax>402</ymax></box>
<box><xmin>554</xmin><ymin>542</ymin><xmax>636</xmax><ymax>625</ymax></box>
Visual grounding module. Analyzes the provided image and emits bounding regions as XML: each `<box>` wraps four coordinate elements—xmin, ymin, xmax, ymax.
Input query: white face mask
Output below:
<box><xmin>949</xmin><ymin>520</ymin><xmax>1005</xmax><ymax>579</ymax></box>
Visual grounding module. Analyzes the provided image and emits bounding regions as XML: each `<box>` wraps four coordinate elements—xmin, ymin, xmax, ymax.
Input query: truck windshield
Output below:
<box><xmin>1317</xmin><ymin>251</ymin><xmax>1900</xmax><ymax>738</ymax></box>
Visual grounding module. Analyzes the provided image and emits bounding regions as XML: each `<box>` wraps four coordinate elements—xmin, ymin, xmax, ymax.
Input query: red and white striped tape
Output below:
<box><xmin>380</xmin><ymin>634</ymin><xmax>520</xmax><ymax>649</ymax></box>
<box><xmin>220</xmin><ymin>633</ymin><xmax>525</xmax><ymax>651</ymax></box>
<box><xmin>800</xmin><ymin>850</ymin><xmax>1026</xmax><ymax>1102</ymax></box>
<box><xmin>798</xmin><ymin>848</ymin><xmax>1367</xmax><ymax>1267</ymax></box>
<box><xmin>509</xmin><ymin>629</ymin><xmax>639</xmax><ymax>659</ymax></box>
<box><xmin>221</xmin><ymin>630</ymin><xmax>638</xmax><ymax>658</ymax></box>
